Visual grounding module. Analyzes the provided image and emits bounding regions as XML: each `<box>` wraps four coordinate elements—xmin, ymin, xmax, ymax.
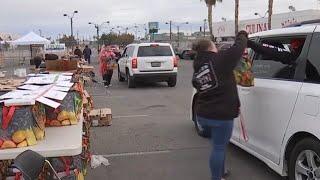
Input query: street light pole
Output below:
<box><xmin>63</xmin><ymin>10</ymin><xmax>78</xmax><ymax>38</ymax></box>
<box><xmin>177</xmin><ymin>26</ymin><xmax>180</xmax><ymax>47</ymax></box>
<box><xmin>204</xmin><ymin>19</ymin><xmax>207</xmax><ymax>37</ymax></box>
<box><xmin>89</xmin><ymin>21</ymin><xmax>110</xmax><ymax>52</ymax></box>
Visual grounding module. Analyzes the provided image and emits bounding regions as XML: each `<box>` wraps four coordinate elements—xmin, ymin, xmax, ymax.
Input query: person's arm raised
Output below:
<box><xmin>217</xmin><ymin>31</ymin><xmax>248</xmax><ymax>69</ymax></box>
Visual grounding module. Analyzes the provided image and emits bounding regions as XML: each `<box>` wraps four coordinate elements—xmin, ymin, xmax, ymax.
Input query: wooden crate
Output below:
<box><xmin>89</xmin><ymin>108</ymin><xmax>112</xmax><ymax>127</ymax></box>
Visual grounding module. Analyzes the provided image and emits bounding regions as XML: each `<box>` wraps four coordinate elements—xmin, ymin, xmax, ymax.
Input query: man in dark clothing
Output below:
<box><xmin>74</xmin><ymin>46</ymin><xmax>83</xmax><ymax>58</ymax></box>
<box><xmin>83</xmin><ymin>45</ymin><xmax>92</xmax><ymax>64</ymax></box>
<box><xmin>247</xmin><ymin>38</ymin><xmax>305</xmax><ymax>65</ymax></box>
<box><xmin>192</xmin><ymin>31</ymin><xmax>248</xmax><ymax>180</ymax></box>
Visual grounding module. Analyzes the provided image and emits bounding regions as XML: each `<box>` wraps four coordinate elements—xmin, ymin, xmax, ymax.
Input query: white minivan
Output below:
<box><xmin>118</xmin><ymin>43</ymin><xmax>178</xmax><ymax>88</ymax></box>
<box><xmin>191</xmin><ymin>25</ymin><xmax>320</xmax><ymax>180</ymax></box>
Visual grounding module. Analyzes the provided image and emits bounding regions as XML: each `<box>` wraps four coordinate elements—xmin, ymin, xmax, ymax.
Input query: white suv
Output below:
<box><xmin>191</xmin><ymin>25</ymin><xmax>320</xmax><ymax>180</ymax></box>
<box><xmin>118</xmin><ymin>43</ymin><xmax>178</xmax><ymax>88</ymax></box>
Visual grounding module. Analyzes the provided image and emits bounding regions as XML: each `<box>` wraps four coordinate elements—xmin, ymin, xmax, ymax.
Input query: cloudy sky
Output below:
<box><xmin>0</xmin><ymin>0</ymin><xmax>318</xmax><ymax>39</ymax></box>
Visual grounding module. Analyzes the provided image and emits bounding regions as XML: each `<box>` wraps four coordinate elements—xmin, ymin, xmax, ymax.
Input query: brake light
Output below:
<box><xmin>132</xmin><ymin>57</ymin><xmax>138</xmax><ymax>69</ymax></box>
<box><xmin>173</xmin><ymin>56</ymin><xmax>179</xmax><ymax>67</ymax></box>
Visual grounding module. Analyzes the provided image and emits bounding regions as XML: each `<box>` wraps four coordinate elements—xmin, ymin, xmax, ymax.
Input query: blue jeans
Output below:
<box><xmin>197</xmin><ymin>116</ymin><xmax>234</xmax><ymax>180</ymax></box>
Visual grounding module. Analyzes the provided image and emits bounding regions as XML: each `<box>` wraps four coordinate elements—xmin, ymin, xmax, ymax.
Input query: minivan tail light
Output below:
<box><xmin>132</xmin><ymin>58</ymin><xmax>138</xmax><ymax>69</ymax></box>
<box><xmin>173</xmin><ymin>56</ymin><xmax>179</xmax><ymax>67</ymax></box>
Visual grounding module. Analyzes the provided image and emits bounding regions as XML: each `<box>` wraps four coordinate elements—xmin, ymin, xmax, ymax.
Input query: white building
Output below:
<box><xmin>213</xmin><ymin>9</ymin><xmax>320</xmax><ymax>39</ymax></box>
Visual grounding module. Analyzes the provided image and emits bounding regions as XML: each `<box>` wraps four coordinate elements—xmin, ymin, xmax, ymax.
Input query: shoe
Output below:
<box><xmin>108</xmin><ymin>84</ymin><xmax>112</xmax><ymax>87</ymax></box>
<box><xmin>104</xmin><ymin>85</ymin><xmax>109</xmax><ymax>88</ymax></box>
<box><xmin>222</xmin><ymin>170</ymin><xmax>230</xmax><ymax>178</ymax></box>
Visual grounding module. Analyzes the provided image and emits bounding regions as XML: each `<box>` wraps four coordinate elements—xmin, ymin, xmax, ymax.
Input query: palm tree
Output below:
<box><xmin>235</xmin><ymin>0</ymin><xmax>239</xmax><ymax>35</ymax></box>
<box><xmin>268</xmin><ymin>0</ymin><xmax>273</xmax><ymax>30</ymax></box>
<box><xmin>201</xmin><ymin>0</ymin><xmax>222</xmax><ymax>40</ymax></box>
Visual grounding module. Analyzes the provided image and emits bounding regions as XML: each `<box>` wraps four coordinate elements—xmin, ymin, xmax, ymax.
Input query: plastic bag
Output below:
<box><xmin>234</xmin><ymin>56</ymin><xmax>254</xmax><ymax>87</ymax></box>
<box><xmin>90</xmin><ymin>155</ymin><xmax>110</xmax><ymax>169</ymax></box>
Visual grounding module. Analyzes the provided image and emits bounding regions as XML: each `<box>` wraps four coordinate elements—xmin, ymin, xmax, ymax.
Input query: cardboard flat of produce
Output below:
<box><xmin>0</xmin><ymin>79</ymin><xmax>25</xmax><ymax>91</ymax></box>
<box><xmin>46</xmin><ymin>60</ymin><xmax>78</xmax><ymax>71</ymax></box>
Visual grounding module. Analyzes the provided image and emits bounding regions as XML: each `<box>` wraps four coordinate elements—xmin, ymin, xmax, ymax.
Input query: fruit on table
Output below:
<box><xmin>33</xmin><ymin>127</ymin><xmax>45</xmax><ymax>140</ymax></box>
<box><xmin>0</xmin><ymin>139</ymin><xmax>3</xmax><ymax>147</ymax></box>
<box><xmin>12</xmin><ymin>130</ymin><xmax>27</xmax><ymax>144</ymax></box>
<box><xmin>25</xmin><ymin>129</ymin><xmax>37</xmax><ymax>146</ymax></box>
<box><xmin>50</xmin><ymin>120</ymin><xmax>61</xmax><ymax>127</ymax></box>
<box><xmin>17</xmin><ymin>140</ymin><xmax>28</xmax><ymax>148</ymax></box>
<box><xmin>1</xmin><ymin>140</ymin><xmax>16</xmax><ymax>149</ymax></box>
<box><xmin>61</xmin><ymin>120</ymin><xmax>71</xmax><ymax>126</ymax></box>
<box><xmin>69</xmin><ymin>112</ymin><xmax>78</xmax><ymax>125</ymax></box>
<box><xmin>57</xmin><ymin>111</ymin><xmax>69</xmax><ymax>121</ymax></box>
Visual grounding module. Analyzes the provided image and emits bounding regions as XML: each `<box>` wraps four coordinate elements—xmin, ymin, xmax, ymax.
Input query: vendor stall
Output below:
<box><xmin>0</xmin><ymin>66</ymin><xmax>93</xmax><ymax>179</ymax></box>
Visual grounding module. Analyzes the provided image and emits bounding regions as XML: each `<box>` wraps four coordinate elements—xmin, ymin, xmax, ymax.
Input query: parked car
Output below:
<box><xmin>191</xmin><ymin>25</ymin><xmax>320</xmax><ymax>180</ymax></box>
<box><xmin>180</xmin><ymin>49</ymin><xmax>196</xmax><ymax>60</ymax></box>
<box><xmin>118</xmin><ymin>43</ymin><xmax>178</xmax><ymax>88</ymax></box>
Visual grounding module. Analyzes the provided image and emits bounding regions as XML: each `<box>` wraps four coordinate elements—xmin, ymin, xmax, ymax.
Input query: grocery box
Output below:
<box><xmin>89</xmin><ymin>108</ymin><xmax>112</xmax><ymax>127</ymax></box>
<box><xmin>46</xmin><ymin>60</ymin><xmax>78</xmax><ymax>72</ymax></box>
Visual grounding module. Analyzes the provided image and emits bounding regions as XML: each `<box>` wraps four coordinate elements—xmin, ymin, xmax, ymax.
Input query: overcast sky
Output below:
<box><xmin>0</xmin><ymin>0</ymin><xmax>318</xmax><ymax>39</ymax></box>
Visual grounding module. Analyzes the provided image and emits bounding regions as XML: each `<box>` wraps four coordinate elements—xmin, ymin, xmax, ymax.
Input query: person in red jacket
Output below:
<box><xmin>99</xmin><ymin>45</ymin><xmax>115</xmax><ymax>87</ymax></box>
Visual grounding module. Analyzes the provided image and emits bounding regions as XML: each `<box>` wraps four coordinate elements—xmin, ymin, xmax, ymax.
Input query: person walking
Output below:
<box><xmin>192</xmin><ymin>31</ymin><xmax>248</xmax><ymax>180</ymax></box>
<box><xmin>74</xmin><ymin>46</ymin><xmax>83</xmax><ymax>58</ymax></box>
<box><xmin>99</xmin><ymin>45</ymin><xmax>115</xmax><ymax>87</ymax></box>
<box><xmin>83</xmin><ymin>45</ymin><xmax>92</xmax><ymax>64</ymax></box>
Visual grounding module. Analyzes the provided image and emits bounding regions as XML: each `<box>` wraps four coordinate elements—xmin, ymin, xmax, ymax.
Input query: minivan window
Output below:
<box><xmin>305</xmin><ymin>33</ymin><xmax>320</xmax><ymax>83</ymax></box>
<box><xmin>252</xmin><ymin>36</ymin><xmax>306</xmax><ymax>80</ymax></box>
<box><xmin>137</xmin><ymin>46</ymin><xmax>173</xmax><ymax>57</ymax></box>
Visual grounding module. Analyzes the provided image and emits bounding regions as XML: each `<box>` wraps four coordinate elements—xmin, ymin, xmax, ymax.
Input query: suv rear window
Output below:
<box><xmin>137</xmin><ymin>46</ymin><xmax>173</xmax><ymax>57</ymax></box>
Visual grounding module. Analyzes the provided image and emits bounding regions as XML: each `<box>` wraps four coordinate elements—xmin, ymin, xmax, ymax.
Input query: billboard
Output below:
<box><xmin>148</xmin><ymin>22</ymin><xmax>159</xmax><ymax>34</ymax></box>
<box><xmin>212</xmin><ymin>9</ymin><xmax>320</xmax><ymax>38</ymax></box>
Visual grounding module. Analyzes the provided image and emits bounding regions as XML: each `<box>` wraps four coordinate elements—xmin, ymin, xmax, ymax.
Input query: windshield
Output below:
<box><xmin>137</xmin><ymin>46</ymin><xmax>173</xmax><ymax>57</ymax></box>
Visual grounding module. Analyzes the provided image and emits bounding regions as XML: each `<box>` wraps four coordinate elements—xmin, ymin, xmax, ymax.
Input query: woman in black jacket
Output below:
<box><xmin>192</xmin><ymin>31</ymin><xmax>248</xmax><ymax>180</ymax></box>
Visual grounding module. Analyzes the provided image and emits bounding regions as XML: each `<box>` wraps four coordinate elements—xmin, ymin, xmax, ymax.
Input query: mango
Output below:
<box><xmin>61</xmin><ymin>120</ymin><xmax>71</xmax><ymax>126</ymax></box>
<box><xmin>50</xmin><ymin>120</ymin><xmax>61</xmax><ymax>127</ymax></box>
<box><xmin>1</xmin><ymin>140</ymin><xmax>16</xmax><ymax>149</ymax></box>
<box><xmin>57</xmin><ymin>111</ymin><xmax>69</xmax><ymax>121</ymax></box>
<box><xmin>12</xmin><ymin>130</ymin><xmax>26</xmax><ymax>144</ymax></box>
<box><xmin>17</xmin><ymin>140</ymin><xmax>28</xmax><ymax>148</ymax></box>
<box><xmin>33</xmin><ymin>127</ymin><xmax>45</xmax><ymax>140</ymax></box>
<box><xmin>25</xmin><ymin>129</ymin><xmax>37</xmax><ymax>146</ymax></box>
<box><xmin>69</xmin><ymin>113</ymin><xmax>78</xmax><ymax>125</ymax></box>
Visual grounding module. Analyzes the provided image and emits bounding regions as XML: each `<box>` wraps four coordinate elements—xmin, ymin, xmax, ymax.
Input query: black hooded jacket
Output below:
<box><xmin>193</xmin><ymin>35</ymin><xmax>247</xmax><ymax>120</ymax></box>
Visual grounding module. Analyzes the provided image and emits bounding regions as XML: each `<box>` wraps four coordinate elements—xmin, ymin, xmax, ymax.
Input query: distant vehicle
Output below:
<box><xmin>191</xmin><ymin>25</ymin><xmax>320</xmax><ymax>180</ymax></box>
<box><xmin>118</xmin><ymin>43</ymin><xmax>178</xmax><ymax>88</ymax></box>
<box><xmin>216</xmin><ymin>41</ymin><xmax>234</xmax><ymax>51</ymax></box>
<box><xmin>180</xmin><ymin>49</ymin><xmax>196</xmax><ymax>60</ymax></box>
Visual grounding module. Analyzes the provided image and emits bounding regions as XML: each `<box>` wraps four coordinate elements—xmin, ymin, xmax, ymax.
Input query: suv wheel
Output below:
<box><xmin>118</xmin><ymin>66</ymin><xmax>125</xmax><ymax>82</ymax></box>
<box><xmin>289</xmin><ymin>138</ymin><xmax>320</xmax><ymax>180</ymax></box>
<box><xmin>127</xmin><ymin>73</ymin><xmax>136</xmax><ymax>88</ymax></box>
<box><xmin>192</xmin><ymin>99</ymin><xmax>210</xmax><ymax>138</ymax></box>
<box><xmin>167</xmin><ymin>77</ymin><xmax>177</xmax><ymax>87</ymax></box>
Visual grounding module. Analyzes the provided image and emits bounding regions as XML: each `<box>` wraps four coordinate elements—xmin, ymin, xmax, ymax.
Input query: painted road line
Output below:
<box><xmin>113</xmin><ymin>115</ymin><xmax>150</xmax><ymax>119</ymax></box>
<box><xmin>102</xmin><ymin>150</ymin><xmax>171</xmax><ymax>158</ymax></box>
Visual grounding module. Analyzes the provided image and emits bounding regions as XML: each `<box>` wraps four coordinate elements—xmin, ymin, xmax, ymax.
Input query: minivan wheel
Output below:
<box><xmin>192</xmin><ymin>101</ymin><xmax>210</xmax><ymax>138</ymax></box>
<box><xmin>127</xmin><ymin>73</ymin><xmax>136</xmax><ymax>88</ymax></box>
<box><xmin>289</xmin><ymin>138</ymin><xmax>320</xmax><ymax>180</ymax></box>
<box><xmin>118</xmin><ymin>66</ymin><xmax>125</xmax><ymax>82</ymax></box>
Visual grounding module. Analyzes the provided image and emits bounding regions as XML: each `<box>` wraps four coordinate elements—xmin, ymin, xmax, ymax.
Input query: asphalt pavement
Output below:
<box><xmin>85</xmin><ymin>58</ymin><xmax>283</xmax><ymax>180</ymax></box>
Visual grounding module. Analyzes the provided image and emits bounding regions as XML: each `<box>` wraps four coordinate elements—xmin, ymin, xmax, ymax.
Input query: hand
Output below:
<box><xmin>237</xmin><ymin>30</ymin><xmax>248</xmax><ymax>38</ymax></box>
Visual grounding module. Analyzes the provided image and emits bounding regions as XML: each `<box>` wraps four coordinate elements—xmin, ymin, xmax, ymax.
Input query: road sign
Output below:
<box><xmin>148</xmin><ymin>22</ymin><xmax>159</xmax><ymax>34</ymax></box>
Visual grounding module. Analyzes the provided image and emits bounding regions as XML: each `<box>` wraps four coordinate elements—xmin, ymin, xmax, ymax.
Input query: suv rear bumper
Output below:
<box><xmin>132</xmin><ymin>72</ymin><xmax>177</xmax><ymax>82</ymax></box>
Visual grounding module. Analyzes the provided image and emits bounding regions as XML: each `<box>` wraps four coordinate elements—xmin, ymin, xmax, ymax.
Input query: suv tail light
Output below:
<box><xmin>132</xmin><ymin>57</ymin><xmax>138</xmax><ymax>69</ymax></box>
<box><xmin>173</xmin><ymin>56</ymin><xmax>179</xmax><ymax>67</ymax></box>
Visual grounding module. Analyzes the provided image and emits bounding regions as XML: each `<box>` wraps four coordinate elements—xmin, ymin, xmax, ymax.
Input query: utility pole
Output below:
<box><xmin>204</xmin><ymin>19</ymin><xmax>207</xmax><ymax>37</ymax></box>
<box><xmin>169</xmin><ymin>21</ymin><xmax>172</xmax><ymax>41</ymax></box>
<box><xmin>177</xmin><ymin>26</ymin><xmax>180</xmax><ymax>47</ymax></box>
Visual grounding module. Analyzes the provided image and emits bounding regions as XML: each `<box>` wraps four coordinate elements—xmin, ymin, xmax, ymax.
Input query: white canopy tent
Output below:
<box><xmin>11</xmin><ymin>32</ymin><xmax>50</xmax><ymax>45</ymax></box>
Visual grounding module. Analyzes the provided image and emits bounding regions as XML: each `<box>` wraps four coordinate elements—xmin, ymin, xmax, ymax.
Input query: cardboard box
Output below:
<box><xmin>89</xmin><ymin>108</ymin><xmax>112</xmax><ymax>127</ymax></box>
<box><xmin>46</xmin><ymin>60</ymin><xmax>78</xmax><ymax>71</ymax></box>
